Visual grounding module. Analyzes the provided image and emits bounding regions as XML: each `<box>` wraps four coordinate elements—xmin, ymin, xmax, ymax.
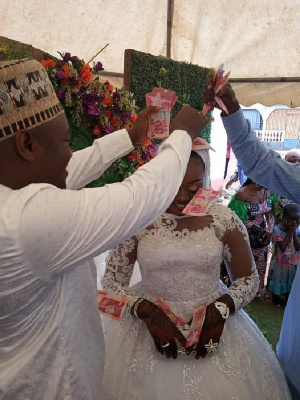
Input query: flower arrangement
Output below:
<box><xmin>41</xmin><ymin>50</ymin><xmax>158</xmax><ymax>186</ymax></box>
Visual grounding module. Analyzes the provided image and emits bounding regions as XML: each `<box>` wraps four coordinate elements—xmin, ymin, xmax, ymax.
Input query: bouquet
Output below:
<box><xmin>41</xmin><ymin>51</ymin><xmax>158</xmax><ymax>186</ymax></box>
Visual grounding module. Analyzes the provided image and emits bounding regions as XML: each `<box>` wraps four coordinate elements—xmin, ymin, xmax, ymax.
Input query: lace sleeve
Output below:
<box><xmin>101</xmin><ymin>237</ymin><xmax>141</xmax><ymax>309</ymax></box>
<box><xmin>211</xmin><ymin>204</ymin><xmax>259</xmax><ymax>311</ymax></box>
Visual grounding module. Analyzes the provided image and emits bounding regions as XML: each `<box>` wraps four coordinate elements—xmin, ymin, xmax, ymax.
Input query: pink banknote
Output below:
<box><xmin>186</xmin><ymin>305</ymin><xmax>207</xmax><ymax>347</ymax></box>
<box><xmin>145</xmin><ymin>87</ymin><xmax>178</xmax><ymax>139</ymax></box>
<box><xmin>202</xmin><ymin>64</ymin><xmax>231</xmax><ymax>116</ymax></box>
<box><xmin>192</xmin><ymin>137</ymin><xmax>215</xmax><ymax>152</ymax></box>
<box><xmin>183</xmin><ymin>188</ymin><xmax>220</xmax><ymax>216</ymax></box>
<box><xmin>97</xmin><ymin>290</ymin><xmax>130</xmax><ymax>321</ymax></box>
<box><xmin>155</xmin><ymin>297</ymin><xmax>185</xmax><ymax>326</ymax></box>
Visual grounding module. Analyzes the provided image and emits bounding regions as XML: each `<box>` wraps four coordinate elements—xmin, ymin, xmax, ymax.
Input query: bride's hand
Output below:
<box><xmin>135</xmin><ymin>299</ymin><xmax>187</xmax><ymax>359</ymax></box>
<box><xmin>188</xmin><ymin>302</ymin><xmax>226</xmax><ymax>359</ymax></box>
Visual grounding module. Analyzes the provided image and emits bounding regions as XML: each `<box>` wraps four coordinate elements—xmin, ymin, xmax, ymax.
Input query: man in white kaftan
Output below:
<box><xmin>0</xmin><ymin>58</ymin><xmax>209</xmax><ymax>399</ymax></box>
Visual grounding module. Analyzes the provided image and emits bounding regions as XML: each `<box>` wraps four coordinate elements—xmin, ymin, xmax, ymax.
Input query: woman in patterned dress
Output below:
<box><xmin>228</xmin><ymin>178</ymin><xmax>277</xmax><ymax>296</ymax></box>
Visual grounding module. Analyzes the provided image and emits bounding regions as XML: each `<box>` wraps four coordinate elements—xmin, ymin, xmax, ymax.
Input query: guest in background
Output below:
<box><xmin>228</xmin><ymin>178</ymin><xmax>277</xmax><ymax>296</ymax></box>
<box><xmin>202</xmin><ymin>73</ymin><xmax>300</xmax><ymax>400</ymax></box>
<box><xmin>268</xmin><ymin>204</ymin><xmax>300</xmax><ymax>306</ymax></box>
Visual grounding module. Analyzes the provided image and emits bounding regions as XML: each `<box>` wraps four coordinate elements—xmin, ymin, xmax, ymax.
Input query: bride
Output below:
<box><xmin>100</xmin><ymin>148</ymin><xmax>291</xmax><ymax>400</ymax></box>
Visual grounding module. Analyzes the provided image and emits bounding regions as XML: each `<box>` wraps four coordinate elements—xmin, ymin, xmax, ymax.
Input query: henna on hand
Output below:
<box><xmin>193</xmin><ymin>294</ymin><xmax>234</xmax><ymax>359</ymax></box>
<box><xmin>134</xmin><ymin>299</ymin><xmax>186</xmax><ymax>359</ymax></box>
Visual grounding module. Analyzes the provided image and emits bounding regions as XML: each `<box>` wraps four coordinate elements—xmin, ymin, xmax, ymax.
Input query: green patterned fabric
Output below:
<box><xmin>227</xmin><ymin>195</ymin><xmax>249</xmax><ymax>222</ymax></box>
<box><xmin>228</xmin><ymin>193</ymin><xmax>279</xmax><ymax>223</ymax></box>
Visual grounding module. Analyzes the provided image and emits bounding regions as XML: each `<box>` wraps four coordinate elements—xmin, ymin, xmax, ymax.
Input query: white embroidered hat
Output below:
<box><xmin>0</xmin><ymin>58</ymin><xmax>64</xmax><ymax>140</ymax></box>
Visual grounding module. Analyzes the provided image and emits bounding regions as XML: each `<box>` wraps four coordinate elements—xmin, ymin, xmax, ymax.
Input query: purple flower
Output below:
<box><xmin>96</xmin><ymin>94</ymin><xmax>104</xmax><ymax>103</ymax></box>
<box><xmin>56</xmin><ymin>70</ymin><xmax>65</xmax><ymax>80</ymax></box>
<box><xmin>87</xmin><ymin>104</ymin><xmax>101</xmax><ymax>117</ymax></box>
<box><xmin>113</xmin><ymin>91</ymin><xmax>121</xmax><ymax>102</ymax></box>
<box><xmin>104</xmin><ymin>125</ymin><xmax>114</xmax><ymax>134</ymax></box>
<box><xmin>95</xmin><ymin>61</ymin><xmax>104</xmax><ymax>72</ymax></box>
<box><xmin>56</xmin><ymin>89</ymin><xmax>66</xmax><ymax>101</ymax></box>
<box><xmin>80</xmin><ymin>93</ymin><xmax>94</xmax><ymax>105</ymax></box>
<box><xmin>121</xmin><ymin>111</ymin><xmax>131</xmax><ymax>124</ymax></box>
<box><xmin>68</xmin><ymin>77</ymin><xmax>79</xmax><ymax>87</ymax></box>
<box><xmin>63</xmin><ymin>53</ymin><xmax>71</xmax><ymax>62</ymax></box>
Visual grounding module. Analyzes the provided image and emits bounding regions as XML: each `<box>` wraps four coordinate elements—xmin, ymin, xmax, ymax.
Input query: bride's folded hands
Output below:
<box><xmin>132</xmin><ymin>298</ymin><xmax>187</xmax><ymax>359</ymax></box>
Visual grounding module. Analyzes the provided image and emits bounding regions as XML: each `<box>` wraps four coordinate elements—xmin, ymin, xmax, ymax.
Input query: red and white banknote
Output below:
<box><xmin>155</xmin><ymin>297</ymin><xmax>186</xmax><ymax>327</ymax></box>
<box><xmin>145</xmin><ymin>87</ymin><xmax>178</xmax><ymax>139</ymax></box>
<box><xmin>156</xmin><ymin>297</ymin><xmax>207</xmax><ymax>349</ymax></box>
<box><xmin>183</xmin><ymin>187</ymin><xmax>220</xmax><ymax>216</ymax></box>
<box><xmin>186</xmin><ymin>305</ymin><xmax>207</xmax><ymax>348</ymax></box>
<box><xmin>192</xmin><ymin>137</ymin><xmax>215</xmax><ymax>152</ymax></box>
<box><xmin>202</xmin><ymin>64</ymin><xmax>231</xmax><ymax>116</ymax></box>
<box><xmin>97</xmin><ymin>290</ymin><xmax>130</xmax><ymax>321</ymax></box>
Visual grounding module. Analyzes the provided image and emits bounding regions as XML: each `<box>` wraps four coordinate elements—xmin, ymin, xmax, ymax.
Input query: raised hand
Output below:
<box><xmin>171</xmin><ymin>104</ymin><xmax>211</xmax><ymax>141</ymax></box>
<box><xmin>127</xmin><ymin>106</ymin><xmax>159</xmax><ymax>145</ymax></box>
<box><xmin>135</xmin><ymin>299</ymin><xmax>187</xmax><ymax>359</ymax></box>
<box><xmin>202</xmin><ymin>74</ymin><xmax>240</xmax><ymax>116</ymax></box>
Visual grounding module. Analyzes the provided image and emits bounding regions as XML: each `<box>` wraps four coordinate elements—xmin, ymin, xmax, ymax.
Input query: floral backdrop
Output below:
<box><xmin>41</xmin><ymin>50</ymin><xmax>158</xmax><ymax>186</ymax></box>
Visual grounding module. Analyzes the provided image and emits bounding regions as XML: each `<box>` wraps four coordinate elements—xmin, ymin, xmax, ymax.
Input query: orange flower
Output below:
<box><xmin>61</xmin><ymin>64</ymin><xmax>70</xmax><ymax>79</ymax></box>
<box><xmin>110</xmin><ymin>117</ymin><xmax>119</xmax><ymax>127</ymax></box>
<box><xmin>80</xmin><ymin>64</ymin><xmax>93</xmax><ymax>84</ymax></box>
<box><xmin>105</xmin><ymin>110</ymin><xmax>112</xmax><ymax>119</ymax></box>
<box><xmin>41</xmin><ymin>59</ymin><xmax>56</xmax><ymax>68</ymax></box>
<box><xmin>93</xmin><ymin>126</ymin><xmax>102</xmax><ymax>136</ymax></box>
<box><xmin>103</xmin><ymin>97</ymin><xmax>113</xmax><ymax>106</ymax></box>
<box><xmin>143</xmin><ymin>139</ymin><xmax>152</xmax><ymax>146</ymax></box>
<box><xmin>108</xmin><ymin>83</ymin><xmax>113</xmax><ymax>91</ymax></box>
<box><xmin>131</xmin><ymin>113</ymin><xmax>137</xmax><ymax>123</ymax></box>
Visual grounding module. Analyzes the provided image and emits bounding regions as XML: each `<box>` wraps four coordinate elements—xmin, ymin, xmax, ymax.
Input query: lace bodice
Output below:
<box><xmin>102</xmin><ymin>203</ymin><xmax>258</xmax><ymax>314</ymax></box>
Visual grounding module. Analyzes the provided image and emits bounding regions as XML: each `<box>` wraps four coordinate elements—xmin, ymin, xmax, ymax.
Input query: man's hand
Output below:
<box><xmin>127</xmin><ymin>106</ymin><xmax>159</xmax><ymax>145</ymax></box>
<box><xmin>170</xmin><ymin>105</ymin><xmax>211</xmax><ymax>141</ymax></box>
<box><xmin>135</xmin><ymin>299</ymin><xmax>186</xmax><ymax>359</ymax></box>
<box><xmin>202</xmin><ymin>74</ymin><xmax>240</xmax><ymax>116</ymax></box>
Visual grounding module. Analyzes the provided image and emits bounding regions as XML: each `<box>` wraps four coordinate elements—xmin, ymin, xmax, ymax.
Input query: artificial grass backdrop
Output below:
<box><xmin>245</xmin><ymin>298</ymin><xmax>285</xmax><ymax>349</ymax></box>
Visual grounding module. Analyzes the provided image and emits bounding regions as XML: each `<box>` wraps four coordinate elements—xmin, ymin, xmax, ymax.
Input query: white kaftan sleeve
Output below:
<box><xmin>66</xmin><ymin>129</ymin><xmax>133</xmax><ymax>190</ymax></box>
<box><xmin>16</xmin><ymin>130</ymin><xmax>191</xmax><ymax>280</ymax></box>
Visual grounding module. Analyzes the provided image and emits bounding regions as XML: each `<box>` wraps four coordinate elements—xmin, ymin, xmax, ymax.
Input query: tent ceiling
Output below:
<box><xmin>1</xmin><ymin>0</ymin><xmax>299</xmax><ymax>105</ymax></box>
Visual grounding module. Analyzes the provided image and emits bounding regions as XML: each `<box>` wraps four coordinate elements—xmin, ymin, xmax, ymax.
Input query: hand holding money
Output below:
<box><xmin>134</xmin><ymin>298</ymin><xmax>187</xmax><ymax>359</ymax></box>
<box><xmin>202</xmin><ymin>64</ymin><xmax>240</xmax><ymax>116</ymax></box>
<box><xmin>191</xmin><ymin>294</ymin><xmax>234</xmax><ymax>359</ymax></box>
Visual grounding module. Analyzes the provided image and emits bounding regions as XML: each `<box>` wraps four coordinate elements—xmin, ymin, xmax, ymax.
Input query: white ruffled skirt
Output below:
<box><xmin>100</xmin><ymin>285</ymin><xmax>291</xmax><ymax>400</ymax></box>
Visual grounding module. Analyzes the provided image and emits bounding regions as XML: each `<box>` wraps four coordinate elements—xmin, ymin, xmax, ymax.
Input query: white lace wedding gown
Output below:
<box><xmin>100</xmin><ymin>204</ymin><xmax>291</xmax><ymax>400</ymax></box>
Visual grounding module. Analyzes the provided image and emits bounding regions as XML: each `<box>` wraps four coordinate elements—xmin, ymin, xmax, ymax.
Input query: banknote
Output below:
<box><xmin>186</xmin><ymin>305</ymin><xmax>207</xmax><ymax>347</ymax></box>
<box><xmin>155</xmin><ymin>297</ymin><xmax>185</xmax><ymax>326</ymax></box>
<box><xmin>145</xmin><ymin>87</ymin><xmax>178</xmax><ymax>139</ymax></box>
<box><xmin>97</xmin><ymin>290</ymin><xmax>130</xmax><ymax>321</ymax></box>
<box><xmin>202</xmin><ymin>64</ymin><xmax>231</xmax><ymax>116</ymax></box>
<box><xmin>183</xmin><ymin>187</ymin><xmax>220</xmax><ymax>216</ymax></box>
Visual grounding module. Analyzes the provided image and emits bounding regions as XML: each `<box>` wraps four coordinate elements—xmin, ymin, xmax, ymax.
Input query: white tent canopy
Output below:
<box><xmin>1</xmin><ymin>0</ymin><xmax>299</xmax><ymax>106</ymax></box>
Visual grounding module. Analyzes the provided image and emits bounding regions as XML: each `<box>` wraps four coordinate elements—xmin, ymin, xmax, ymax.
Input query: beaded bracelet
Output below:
<box><xmin>132</xmin><ymin>298</ymin><xmax>144</xmax><ymax>318</ymax></box>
